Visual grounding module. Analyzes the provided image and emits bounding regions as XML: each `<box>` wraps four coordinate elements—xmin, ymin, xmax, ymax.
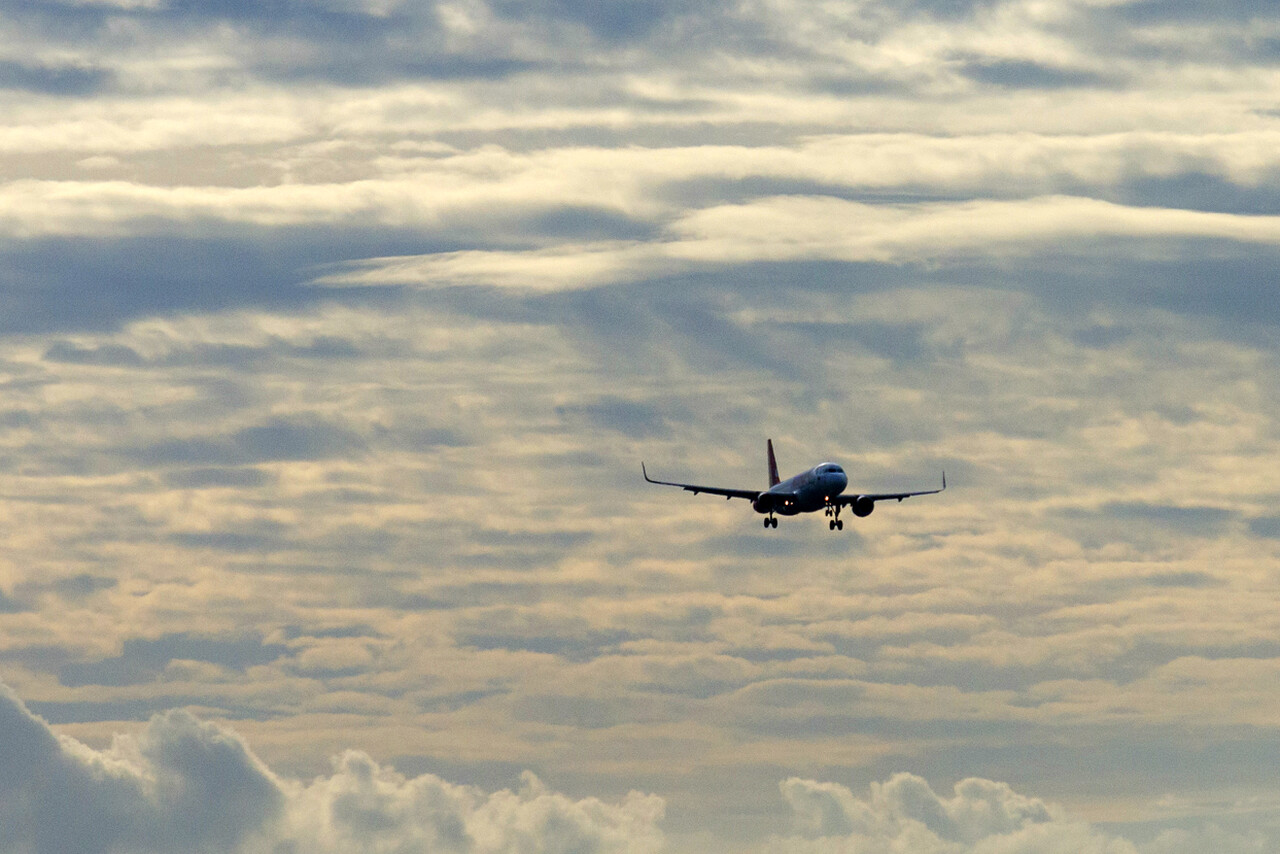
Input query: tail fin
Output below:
<box><xmin>767</xmin><ymin>439</ymin><xmax>780</xmax><ymax>487</ymax></box>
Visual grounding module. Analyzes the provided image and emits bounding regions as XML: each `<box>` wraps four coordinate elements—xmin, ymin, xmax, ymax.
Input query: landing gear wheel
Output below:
<box><xmin>837</xmin><ymin>520</ymin><xmax>844</xmax><ymax>530</ymax></box>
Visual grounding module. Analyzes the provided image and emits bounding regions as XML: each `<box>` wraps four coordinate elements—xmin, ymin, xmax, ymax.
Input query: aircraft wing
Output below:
<box><xmin>835</xmin><ymin>472</ymin><xmax>946</xmax><ymax>505</ymax></box>
<box><xmin>642</xmin><ymin>463</ymin><xmax>761</xmax><ymax>501</ymax></box>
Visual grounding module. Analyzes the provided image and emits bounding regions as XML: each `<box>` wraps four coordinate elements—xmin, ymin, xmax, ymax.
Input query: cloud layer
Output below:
<box><xmin>5</xmin><ymin>681</ymin><xmax>1275</xmax><ymax>854</ymax></box>
<box><xmin>3</xmin><ymin>0</ymin><xmax>1280</xmax><ymax>850</ymax></box>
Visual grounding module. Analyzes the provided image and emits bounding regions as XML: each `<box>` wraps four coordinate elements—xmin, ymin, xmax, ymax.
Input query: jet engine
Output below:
<box><xmin>851</xmin><ymin>496</ymin><xmax>875</xmax><ymax>517</ymax></box>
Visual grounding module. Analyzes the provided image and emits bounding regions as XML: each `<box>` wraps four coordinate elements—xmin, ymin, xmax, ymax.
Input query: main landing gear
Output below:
<box><xmin>763</xmin><ymin>515</ymin><xmax>778</xmax><ymax>529</ymax></box>
<box><xmin>825</xmin><ymin>504</ymin><xmax>844</xmax><ymax>531</ymax></box>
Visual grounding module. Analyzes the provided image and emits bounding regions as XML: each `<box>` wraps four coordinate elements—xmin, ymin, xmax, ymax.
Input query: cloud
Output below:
<box><xmin>0</xmin><ymin>681</ymin><xmax>666</xmax><ymax>854</ymax></box>
<box><xmin>670</xmin><ymin>195</ymin><xmax>1280</xmax><ymax>264</ymax></box>
<box><xmin>1098</xmin><ymin>501</ymin><xmax>1237</xmax><ymax>534</ymax></box>
<box><xmin>288</xmin><ymin>757</ymin><xmax>665</xmax><ymax>854</ymax></box>
<box><xmin>1249</xmin><ymin>517</ymin><xmax>1280</xmax><ymax>539</ymax></box>
<box><xmin>1115</xmin><ymin>0</ymin><xmax>1276</xmax><ymax>25</ymax></box>
<box><xmin>557</xmin><ymin>396</ymin><xmax>682</xmax><ymax>438</ymax></box>
<box><xmin>0</xmin><ymin>0</ymin><xmax>515</xmax><ymax>90</ymax></box>
<box><xmin>56</xmin><ymin>632</ymin><xmax>290</xmax><ymax>687</ymax></box>
<box><xmin>489</xmin><ymin>0</ymin><xmax>702</xmax><ymax>42</ymax></box>
<box><xmin>6</xmin><ymin>678</ymin><xmax>1276</xmax><ymax>854</ymax></box>
<box><xmin>124</xmin><ymin>417</ymin><xmax>367</xmax><ymax>470</ymax></box>
<box><xmin>3</xmin><ymin>0</ymin><xmax>1280</xmax><ymax>848</ymax></box>
<box><xmin>0</xmin><ymin>60</ymin><xmax>114</xmax><ymax>96</ymax></box>
<box><xmin>0</xmin><ymin>682</ymin><xmax>281</xmax><ymax>854</ymax></box>
<box><xmin>769</xmin><ymin>774</ymin><xmax>1277</xmax><ymax>854</ymax></box>
<box><xmin>312</xmin><ymin>196</ymin><xmax>1280</xmax><ymax>296</ymax></box>
<box><xmin>0</xmin><ymin>232</ymin><xmax>403</xmax><ymax>334</ymax></box>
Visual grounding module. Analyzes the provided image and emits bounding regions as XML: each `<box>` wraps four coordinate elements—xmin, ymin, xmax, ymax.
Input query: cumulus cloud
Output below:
<box><xmin>0</xmin><ymin>682</ymin><xmax>281</xmax><ymax>854</ymax></box>
<box><xmin>0</xmin><ymin>682</ymin><xmax>665</xmax><ymax>854</ymax></box>
<box><xmin>768</xmin><ymin>774</ymin><xmax>1274</xmax><ymax>854</ymax></box>
<box><xmin>7</xmin><ymin>676</ymin><xmax>1276</xmax><ymax>854</ymax></box>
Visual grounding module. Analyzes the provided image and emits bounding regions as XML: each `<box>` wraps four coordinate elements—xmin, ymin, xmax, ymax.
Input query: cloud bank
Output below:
<box><xmin>767</xmin><ymin>774</ymin><xmax>1275</xmax><ymax>854</ymax></box>
<box><xmin>4</xmin><ymin>680</ymin><xmax>1274</xmax><ymax>854</ymax></box>
<box><xmin>0</xmin><ymin>682</ymin><xmax>665</xmax><ymax>854</ymax></box>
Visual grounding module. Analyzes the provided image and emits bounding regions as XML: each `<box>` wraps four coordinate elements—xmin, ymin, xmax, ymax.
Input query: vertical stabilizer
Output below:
<box><xmin>766</xmin><ymin>439</ymin><xmax>781</xmax><ymax>487</ymax></box>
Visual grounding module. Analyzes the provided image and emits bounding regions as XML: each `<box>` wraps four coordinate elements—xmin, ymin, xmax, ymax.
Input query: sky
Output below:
<box><xmin>2</xmin><ymin>0</ymin><xmax>1280</xmax><ymax>851</ymax></box>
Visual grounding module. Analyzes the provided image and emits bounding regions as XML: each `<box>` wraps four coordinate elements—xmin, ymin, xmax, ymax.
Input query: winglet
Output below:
<box><xmin>942</xmin><ymin>470</ymin><xmax>947</xmax><ymax>491</ymax></box>
<box><xmin>642</xmin><ymin>462</ymin><xmax>655</xmax><ymax>484</ymax></box>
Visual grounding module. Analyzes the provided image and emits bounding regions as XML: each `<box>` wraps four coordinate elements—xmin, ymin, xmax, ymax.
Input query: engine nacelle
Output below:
<box><xmin>851</xmin><ymin>495</ymin><xmax>874</xmax><ymax>517</ymax></box>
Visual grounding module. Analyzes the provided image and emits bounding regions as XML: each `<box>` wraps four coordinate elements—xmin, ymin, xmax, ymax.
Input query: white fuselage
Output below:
<box><xmin>754</xmin><ymin>463</ymin><xmax>848</xmax><ymax>516</ymax></box>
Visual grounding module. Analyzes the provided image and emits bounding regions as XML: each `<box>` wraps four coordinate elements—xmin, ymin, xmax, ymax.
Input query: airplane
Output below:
<box><xmin>642</xmin><ymin>439</ymin><xmax>945</xmax><ymax>530</ymax></box>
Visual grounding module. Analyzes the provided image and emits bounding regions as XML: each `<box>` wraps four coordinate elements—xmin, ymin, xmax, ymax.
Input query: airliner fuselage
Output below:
<box><xmin>752</xmin><ymin>463</ymin><xmax>848</xmax><ymax>516</ymax></box>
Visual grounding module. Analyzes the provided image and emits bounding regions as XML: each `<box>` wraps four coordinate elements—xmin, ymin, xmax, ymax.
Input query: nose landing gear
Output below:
<box><xmin>825</xmin><ymin>503</ymin><xmax>844</xmax><ymax>531</ymax></box>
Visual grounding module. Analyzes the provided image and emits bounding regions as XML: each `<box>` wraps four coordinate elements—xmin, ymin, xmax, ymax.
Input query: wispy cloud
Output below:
<box><xmin>2</xmin><ymin>0</ymin><xmax>1280</xmax><ymax>849</ymax></box>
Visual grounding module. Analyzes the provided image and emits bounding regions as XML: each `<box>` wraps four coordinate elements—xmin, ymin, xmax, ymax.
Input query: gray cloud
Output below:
<box><xmin>1101</xmin><ymin>502</ymin><xmax>1237</xmax><ymax>532</ymax></box>
<box><xmin>0</xmin><ymin>60</ymin><xmax>114</xmax><ymax>96</ymax></box>
<box><xmin>904</xmin><ymin>0</ymin><xmax>999</xmax><ymax>19</ymax></box>
<box><xmin>0</xmin><ymin>683</ymin><xmax>282</xmax><ymax>854</ymax></box>
<box><xmin>1117</xmin><ymin>0</ymin><xmax>1276</xmax><ymax>24</ymax></box>
<box><xmin>162</xmin><ymin>467</ymin><xmax>274</xmax><ymax>489</ymax></box>
<box><xmin>776</xmin><ymin>320</ymin><xmax>934</xmax><ymax>364</ymax></box>
<box><xmin>13</xmin><ymin>573</ymin><xmax>117</xmax><ymax>602</ymax></box>
<box><xmin>57</xmin><ymin>632</ymin><xmax>290</xmax><ymax>687</ymax></box>
<box><xmin>43</xmin><ymin>341</ymin><xmax>146</xmax><ymax>367</ymax></box>
<box><xmin>489</xmin><ymin>0</ymin><xmax>700</xmax><ymax>42</ymax></box>
<box><xmin>1249</xmin><ymin>517</ymin><xmax>1280</xmax><ymax>539</ymax></box>
<box><xmin>44</xmin><ymin>336</ymin><xmax>365</xmax><ymax>370</ymax></box>
<box><xmin>0</xmin><ymin>232</ymin><xmax>418</xmax><ymax>334</ymax></box>
<box><xmin>960</xmin><ymin>59</ymin><xmax>1120</xmax><ymax>90</ymax></box>
<box><xmin>0</xmin><ymin>0</ymin><xmax>492</xmax><ymax>89</ymax></box>
<box><xmin>0</xmin><ymin>0</ymin><xmax>1273</xmax><ymax>105</ymax></box>
<box><xmin>456</xmin><ymin>610</ymin><xmax>634</xmax><ymax>662</ymax></box>
<box><xmin>557</xmin><ymin>397</ymin><xmax>680</xmax><ymax>439</ymax></box>
<box><xmin>132</xmin><ymin>418</ymin><xmax>366</xmax><ymax>469</ymax></box>
<box><xmin>0</xmin><ymin>683</ymin><xmax>666</xmax><ymax>854</ymax></box>
<box><xmin>1110</xmin><ymin>173</ymin><xmax>1280</xmax><ymax>216</ymax></box>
